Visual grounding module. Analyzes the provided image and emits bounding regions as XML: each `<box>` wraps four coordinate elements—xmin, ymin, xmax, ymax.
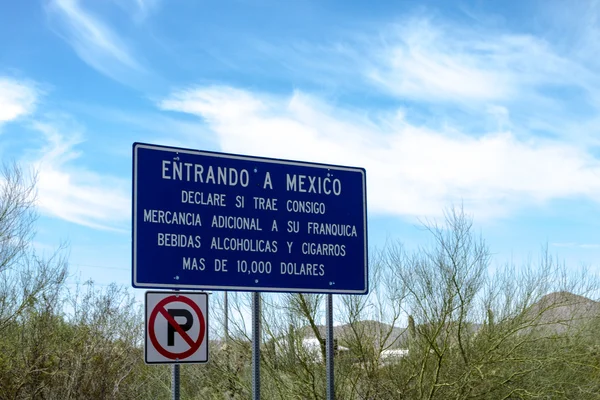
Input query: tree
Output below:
<box><xmin>0</xmin><ymin>162</ymin><xmax>67</xmax><ymax>331</ymax></box>
<box><xmin>382</xmin><ymin>207</ymin><xmax>600</xmax><ymax>400</ymax></box>
<box><xmin>0</xmin><ymin>163</ymin><xmax>68</xmax><ymax>398</ymax></box>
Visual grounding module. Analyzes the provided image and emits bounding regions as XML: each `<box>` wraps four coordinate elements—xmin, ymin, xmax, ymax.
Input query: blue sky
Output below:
<box><xmin>1</xmin><ymin>0</ymin><xmax>599</xmax><ymax>290</ymax></box>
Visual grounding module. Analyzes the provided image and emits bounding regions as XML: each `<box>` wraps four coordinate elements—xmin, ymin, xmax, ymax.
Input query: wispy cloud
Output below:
<box><xmin>0</xmin><ymin>77</ymin><xmax>40</xmax><ymax>126</ymax></box>
<box><xmin>0</xmin><ymin>75</ymin><xmax>129</xmax><ymax>230</ymax></box>
<box><xmin>252</xmin><ymin>15</ymin><xmax>600</xmax><ymax>148</ymax></box>
<box><xmin>29</xmin><ymin>115</ymin><xmax>129</xmax><ymax>231</ymax></box>
<box><xmin>111</xmin><ymin>0</ymin><xmax>160</xmax><ymax>23</ymax></box>
<box><xmin>160</xmin><ymin>86</ymin><xmax>600</xmax><ymax>220</ymax></box>
<box><xmin>365</xmin><ymin>18</ymin><xmax>592</xmax><ymax>103</ymax></box>
<box><xmin>250</xmin><ymin>16</ymin><xmax>595</xmax><ymax>102</ymax></box>
<box><xmin>368</xmin><ymin>20</ymin><xmax>510</xmax><ymax>102</ymax></box>
<box><xmin>46</xmin><ymin>0</ymin><xmax>147</xmax><ymax>83</ymax></box>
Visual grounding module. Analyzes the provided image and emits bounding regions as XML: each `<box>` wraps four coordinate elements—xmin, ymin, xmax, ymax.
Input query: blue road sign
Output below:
<box><xmin>132</xmin><ymin>143</ymin><xmax>368</xmax><ymax>294</ymax></box>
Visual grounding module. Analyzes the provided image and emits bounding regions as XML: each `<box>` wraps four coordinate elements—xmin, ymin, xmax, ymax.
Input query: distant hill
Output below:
<box><xmin>524</xmin><ymin>291</ymin><xmax>600</xmax><ymax>334</ymax></box>
<box><xmin>296</xmin><ymin>292</ymin><xmax>600</xmax><ymax>349</ymax></box>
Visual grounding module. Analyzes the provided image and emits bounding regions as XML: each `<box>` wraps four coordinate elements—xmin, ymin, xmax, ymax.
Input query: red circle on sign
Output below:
<box><xmin>148</xmin><ymin>295</ymin><xmax>206</xmax><ymax>360</ymax></box>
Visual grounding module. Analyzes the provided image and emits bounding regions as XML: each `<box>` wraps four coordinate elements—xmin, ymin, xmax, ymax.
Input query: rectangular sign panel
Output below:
<box><xmin>132</xmin><ymin>142</ymin><xmax>367</xmax><ymax>294</ymax></box>
<box><xmin>145</xmin><ymin>291</ymin><xmax>209</xmax><ymax>364</ymax></box>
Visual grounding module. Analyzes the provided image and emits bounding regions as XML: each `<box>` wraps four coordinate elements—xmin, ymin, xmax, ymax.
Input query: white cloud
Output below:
<box><xmin>46</xmin><ymin>0</ymin><xmax>146</xmax><ymax>82</ymax></box>
<box><xmin>30</xmin><ymin>117</ymin><xmax>129</xmax><ymax>231</ymax></box>
<box><xmin>0</xmin><ymin>76</ymin><xmax>129</xmax><ymax>231</ymax></box>
<box><xmin>366</xmin><ymin>18</ymin><xmax>592</xmax><ymax>104</ymax></box>
<box><xmin>160</xmin><ymin>86</ymin><xmax>600</xmax><ymax>220</ymax></box>
<box><xmin>370</xmin><ymin>30</ymin><xmax>508</xmax><ymax>100</ymax></box>
<box><xmin>243</xmin><ymin>15</ymin><xmax>600</xmax><ymax>148</ymax></box>
<box><xmin>0</xmin><ymin>77</ymin><xmax>39</xmax><ymax>125</ymax></box>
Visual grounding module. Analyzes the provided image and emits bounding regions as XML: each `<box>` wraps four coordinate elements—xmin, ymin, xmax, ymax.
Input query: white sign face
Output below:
<box><xmin>145</xmin><ymin>291</ymin><xmax>208</xmax><ymax>364</ymax></box>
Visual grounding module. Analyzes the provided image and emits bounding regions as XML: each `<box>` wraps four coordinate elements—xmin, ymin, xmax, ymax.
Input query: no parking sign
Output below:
<box><xmin>145</xmin><ymin>291</ymin><xmax>208</xmax><ymax>364</ymax></box>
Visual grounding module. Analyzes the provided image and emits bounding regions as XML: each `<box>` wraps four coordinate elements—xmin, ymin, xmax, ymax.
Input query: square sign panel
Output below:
<box><xmin>132</xmin><ymin>142</ymin><xmax>368</xmax><ymax>294</ymax></box>
<box><xmin>145</xmin><ymin>291</ymin><xmax>208</xmax><ymax>364</ymax></box>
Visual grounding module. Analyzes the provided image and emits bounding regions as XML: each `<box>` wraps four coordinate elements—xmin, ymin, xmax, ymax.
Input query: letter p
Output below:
<box><xmin>167</xmin><ymin>308</ymin><xmax>193</xmax><ymax>346</ymax></box>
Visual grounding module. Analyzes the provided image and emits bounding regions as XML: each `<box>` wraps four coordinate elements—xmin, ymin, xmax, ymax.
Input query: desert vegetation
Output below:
<box><xmin>1</xmin><ymin>163</ymin><xmax>599</xmax><ymax>399</ymax></box>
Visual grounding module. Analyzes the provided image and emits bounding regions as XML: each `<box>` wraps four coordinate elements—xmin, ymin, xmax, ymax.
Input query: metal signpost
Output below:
<box><xmin>326</xmin><ymin>294</ymin><xmax>334</xmax><ymax>400</ymax></box>
<box><xmin>145</xmin><ymin>291</ymin><xmax>208</xmax><ymax>400</ymax></box>
<box><xmin>133</xmin><ymin>142</ymin><xmax>368</xmax><ymax>399</ymax></box>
